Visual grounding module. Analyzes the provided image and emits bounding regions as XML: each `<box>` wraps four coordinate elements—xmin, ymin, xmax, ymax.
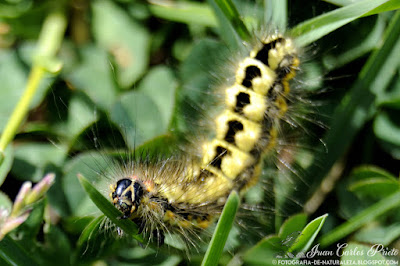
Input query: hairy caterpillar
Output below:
<box><xmin>107</xmin><ymin>33</ymin><xmax>300</xmax><ymax>247</ymax></box>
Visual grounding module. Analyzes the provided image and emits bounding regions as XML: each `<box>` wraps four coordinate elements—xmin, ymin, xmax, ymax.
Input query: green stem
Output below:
<box><xmin>201</xmin><ymin>191</ymin><xmax>240</xmax><ymax>266</ymax></box>
<box><xmin>0</xmin><ymin>10</ymin><xmax>67</xmax><ymax>155</ymax></box>
<box><xmin>319</xmin><ymin>191</ymin><xmax>400</xmax><ymax>247</ymax></box>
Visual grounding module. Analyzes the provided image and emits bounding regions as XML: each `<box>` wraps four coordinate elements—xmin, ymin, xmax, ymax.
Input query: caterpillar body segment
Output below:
<box><xmin>109</xmin><ymin>34</ymin><xmax>299</xmax><ymax>246</ymax></box>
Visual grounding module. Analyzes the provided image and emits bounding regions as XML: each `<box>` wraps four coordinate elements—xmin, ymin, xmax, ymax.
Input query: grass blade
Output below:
<box><xmin>148</xmin><ymin>0</ymin><xmax>217</xmax><ymax>27</ymax></box>
<box><xmin>264</xmin><ymin>0</ymin><xmax>288</xmax><ymax>31</ymax></box>
<box><xmin>210</xmin><ymin>0</ymin><xmax>251</xmax><ymax>42</ymax></box>
<box><xmin>201</xmin><ymin>191</ymin><xmax>240</xmax><ymax>266</ymax></box>
<box><xmin>291</xmin><ymin>0</ymin><xmax>391</xmax><ymax>46</ymax></box>
<box><xmin>319</xmin><ymin>191</ymin><xmax>400</xmax><ymax>247</ymax></box>
<box><xmin>77</xmin><ymin>174</ymin><xmax>143</xmax><ymax>242</ymax></box>
<box><xmin>0</xmin><ymin>235</ymin><xmax>40</xmax><ymax>266</ymax></box>
<box><xmin>288</xmin><ymin>214</ymin><xmax>328</xmax><ymax>253</ymax></box>
<box><xmin>301</xmin><ymin>10</ymin><xmax>400</xmax><ymax>207</ymax></box>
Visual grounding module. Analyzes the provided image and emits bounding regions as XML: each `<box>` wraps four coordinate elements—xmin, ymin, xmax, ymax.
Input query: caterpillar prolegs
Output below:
<box><xmin>108</xmin><ymin>34</ymin><xmax>299</xmax><ymax>246</ymax></box>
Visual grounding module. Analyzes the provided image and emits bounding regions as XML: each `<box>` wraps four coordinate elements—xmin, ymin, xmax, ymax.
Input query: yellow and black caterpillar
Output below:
<box><xmin>109</xmin><ymin>34</ymin><xmax>299</xmax><ymax>245</ymax></box>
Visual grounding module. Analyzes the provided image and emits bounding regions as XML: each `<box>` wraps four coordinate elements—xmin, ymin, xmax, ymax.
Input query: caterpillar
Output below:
<box><xmin>108</xmin><ymin>33</ymin><xmax>300</xmax><ymax>247</ymax></box>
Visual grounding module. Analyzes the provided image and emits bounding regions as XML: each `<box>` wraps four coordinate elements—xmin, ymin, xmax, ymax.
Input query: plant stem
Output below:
<box><xmin>319</xmin><ymin>191</ymin><xmax>400</xmax><ymax>247</ymax></box>
<box><xmin>0</xmin><ymin>10</ymin><xmax>67</xmax><ymax>157</ymax></box>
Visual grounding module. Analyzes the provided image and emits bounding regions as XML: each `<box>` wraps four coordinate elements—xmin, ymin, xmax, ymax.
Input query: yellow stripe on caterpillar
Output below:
<box><xmin>235</xmin><ymin>57</ymin><xmax>276</xmax><ymax>94</ymax></box>
<box><xmin>202</xmin><ymin>139</ymin><xmax>255</xmax><ymax>179</ymax></box>
<box><xmin>215</xmin><ymin>109</ymin><xmax>262</xmax><ymax>152</ymax></box>
<box><xmin>225</xmin><ymin>85</ymin><xmax>267</xmax><ymax>122</ymax></box>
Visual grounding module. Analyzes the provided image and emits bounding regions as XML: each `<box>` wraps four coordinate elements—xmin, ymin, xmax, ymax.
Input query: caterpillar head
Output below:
<box><xmin>110</xmin><ymin>178</ymin><xmax>144</xmax><ymax>219</ymax></box>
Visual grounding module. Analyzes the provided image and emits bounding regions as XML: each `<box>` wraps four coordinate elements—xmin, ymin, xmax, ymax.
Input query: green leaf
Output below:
<box><xmin>325</xmin><ymin>0</ymin><xmax>400</xmax><ymax>13</ymax></box>
<box><xmin>278</xmin><ymin>213</ymin><xmax>308</xmax><ymax>241</ymax></box>
<box><xmin>303</xmin><ymin>10</ymin><xmax>400</xmax><ymax>208</ymax></box>
<box><xmin>137</xmin><ymin>66</ymin><xmax>177</xmax><ymax>130</ymax></box>
<box><xmin>16</xmin><ymin>199</ymin><xmax>45</xmax><ymax>241</ymax></box>
<box><xmin>320</xmin><ymin>191</ymin><xmax>400</xmax><ymax>247</ymax></box>
<box><xmin>110</xmin><ymin>91</ymin><xmax>167</xmax><ymax>149</ymax></box>
<box><xmin>354</xmin><ymin>223</ymin><xmax>400</xmax><ymax>246</ymax></box>
<box><xmin>65</xmin><ymin>45</ymin><xmax>118</xmax><ymax>109</ymax></box>
<box><xmin>92</xmin><ymin>0</ymin><xmax>150</xmax><ymax>88</ymax></box>
<box><xmin>264</xmin><ymin>0</ymin><xmax>288</xmax><ymax>31</ymax></box>
<box><xmin>322</xmin><ymin>16</ymin><xmax>385</xmax><ymax>71</ymax></box>
<box><xmin>349</xmin><ymin>178</ymin><xmax>400</xmax><ymax>199</ymax></box>
<box><xmin>243</xmin><ymin>236</ymin><xmax>286</xmax><ymax>264</ymax></box>
<box><xmin>288</xmin><ymin>214</ymin><xmax>328</xmax><ymax>253</ymax></box>
<box><xmin>179</xmin><ymin>39</ymin><xmax>227</xmax><ymax>129</ymax></box>
<box><xmin>374</xmin><ymin>110</ymin><xmax>400</xmax><ymax>147</ymax></box>
<box><xmin>377</xmin><ymin>76</ymin><xmax>400</xmax><ymax>109</ymax></box>
<box><xmin>148</xmin><ymin>1</ymin><xmax>217</xmax><ymax>27</ymax></box>
<box><xmin>206</xmin><ymin>0</ymin><xmax>241</xmax><ymax>49</ymax></box>
<box><xmin>41</xmin><ymin>226</ymin><xmax>71</xmax><ymax>265</ymax></box>
<box><xmin>210</xmin><ymin>0</ymin><xmax>251</xmax><ymax>42</ymax></box>
<box><xmin>62</xmin><ymin>93</ymin><xmax>99</xmax><ymax>149</ymax></box>
<box><xmin>76</xmin><ymin>215</ymin><xmax>116</xmax><ymax>262</ymax></box>
<box><xmin>348</xmin><ymin>165</ymin><xmax>400</xmax><ymax>199</ymax></box>
<box><xmin>62</xmin><ymin>152</ymin><xmax>107</xmax><ymax>216</ymax></box>
<box><xmin>78</xmin><ymin>174</ymin><xmax>143</xmax><ymax>242</ymax></box>
<box><xmin>291</xmin><ymin>0</ymin><xmax>391</xmax><ymax>46</ymax></box>
<box><xmin>349</xmin><ymin>165</ymin><xmax>397</xmax><ymax>181</ymax></box>
<box><xmin>363</xmin><ymin>0</ymin><xmax>400</xmax><ymax>16</ymax></box>
<box><xmin>0</xmin><ymin>235</ymin><xmax>40</xmax><ymax>266</ymax></box>
<box><xmin>201</xmin><ymin>191</ymin><xmax>240</xmax><ymax>266</ymax></box>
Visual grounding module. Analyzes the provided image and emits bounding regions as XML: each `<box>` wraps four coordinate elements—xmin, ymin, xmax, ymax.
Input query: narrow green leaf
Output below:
<box><xmin>0</xmin><ymin>235</ymin><xmax>40</xmax><ymax>266</ymax></box>
<box><xmin>324</xmin><ymin>0</ymin><xmax>400</xmax><ymax>12</ymax></box>
<box><xmin>243</xmin><ymin>236</ymin><xmax>286</xmax><ymax>264</ymax></box>
<box><xmin>278</xmin><ymin>213</ymin><xmax>308</xmax><ymax>241</ymax></box>
<box><xmin>92</xmin><ymin>0</ymin><xmax>150</xmax><ymax>88</ymax></box>
<box><xmin>354</xmin><ymin>223</ymin><xmax>400</xmax><ymax>246</ymax></box>
<box><xmin>209</xmin><ymin>0</ymin><xmax>250</xmax><ymax>44</ymax></box>
<box><xmin>76</xmin><ymin>215</ymin><xmax>114</xmax><ymax>262</ymax></box>
<box><xmin>301</xmin><ymin>10</ymin><xmax>400</xmax><ymax>208</ymax></box>
<box><xmin>264</xmin><ymin>0</ymin><xmax>287</xmax><ymax>31</ymax></box>
<box><xmin>349</xmin><ymin>178</ymin><xmax>400</xmax><ymax>199</ymax></box>
<box><xmin>201</xmin><ymin>191</ymin><xmax>240</xmax><ymax>266</ymax></box>
<box><xmin>78</xmin><ymin>174</ymin><xmax>185</xmax><ymax>256</ymax></box>
<box><xmin>288</xmin><ymin>214</ymin><xmax>328</xmax><ymax>253</ymax></box>
<box><xmin>291</xmin><ymin>0</ymin><xmax>390</xmax><ymax>46</ymax></box>
<box><xmin>215</xmin><ymin>0</ymin><xmax>250</xmax><ymax>40</ymax></box>
<box><xmin>350</xmin><ymin>165</ymin><xmax>397</xmax><ymax>181</ymax></box>
<box><xmin>322</xmin><ymin>0</ymin><xmax>356</xmax><ymax>6</ymax></box>
<box><xmin>348</xmin><ymin>165</ymin><xmax>400</xmax><ymax>199</ymax></box>
<box><xmin>374</xmin><ymin>111</ymin><xmax>400</xmax><ymax>147</ymax></box>
<box><xmin>363</xmin><ymin>0</ymin><xmax>400</xmax><ymax>16</ymax></box>
<box><xmin>78</xmin><ymin>174</ymin><xmax>142</xmax><ymax>242</ymax></box>
<box><xmin>148</xmin><ymin>1</ymin><xmax>217</xmax><ymax>27</ymax></box>
<box><xmin>323</xmin><ymin>16</ymin><xmax>385</xmax><ymax>71</ymax></box>
<box><xmin>319</xmin><ymin>190</ymin><xmax>400</xmax><ymax>247</ymax></box>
